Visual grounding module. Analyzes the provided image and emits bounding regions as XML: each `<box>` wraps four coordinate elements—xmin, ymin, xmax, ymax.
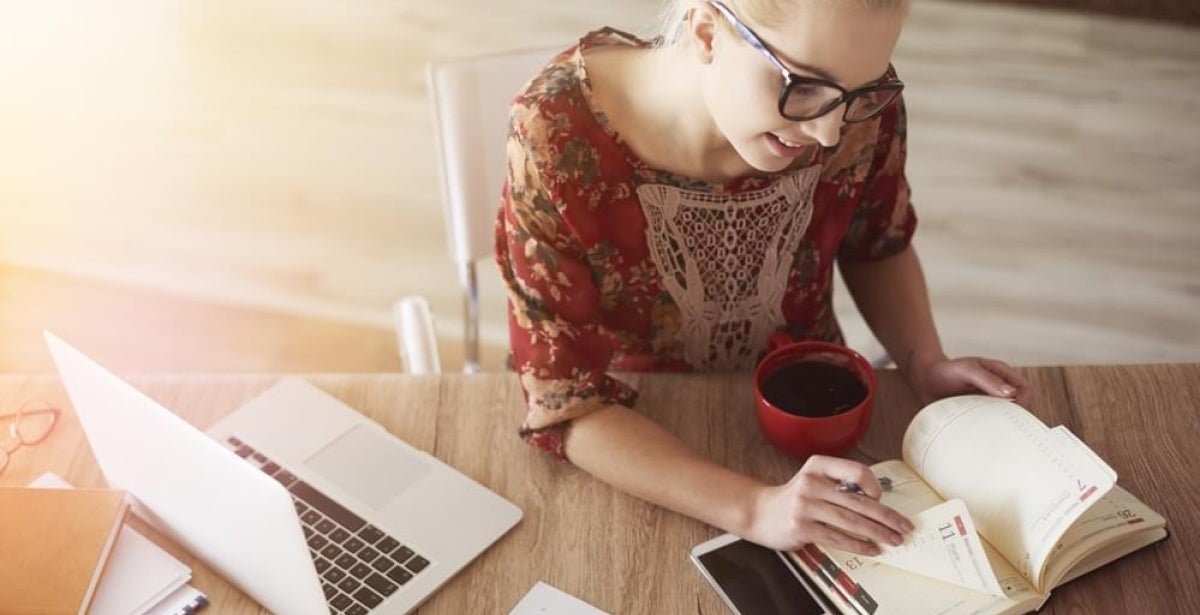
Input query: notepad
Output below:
<box><xmin>787</xmin><ymin>395</ymin><xmax>1168</xmax><ymax>615</ymax></box>
<box><xmin>0</xmin><ymin>485</ymin><xmax>130</xmax><ymax>614</ymax></box>
<box><xmin>29</xmin><ymin>472</ymin><xmax>208</xmax><ymax>615</ymax></box>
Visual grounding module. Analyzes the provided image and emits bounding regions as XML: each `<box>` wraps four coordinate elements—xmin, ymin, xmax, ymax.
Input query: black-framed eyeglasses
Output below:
<box><xmin>708</xmin><ymin>1</ymin><xmax>904</xmax><ymax>124</ymax></box>
<box><xmin>0</xmin><ymin>400</ymin><xmax>60</xmax><ymax>475</ymax></box>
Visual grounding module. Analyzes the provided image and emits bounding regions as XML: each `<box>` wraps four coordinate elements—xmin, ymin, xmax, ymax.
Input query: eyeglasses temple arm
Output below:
<box><xmin>707</xmin><ymin>1</ymin><xmax>792</xmax><ymax>80</ymax></box>
<box><xmin>0</xmin><ymin>407</ymin><xmax>61</xmax><ymax>421</ymax></box>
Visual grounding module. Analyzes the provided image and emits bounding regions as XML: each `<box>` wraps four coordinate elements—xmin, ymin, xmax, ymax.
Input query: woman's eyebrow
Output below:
<box><xmin>766</xmin><ymin>43</ymin><xmax>840</xmax><ymax>82</ymax></box>
<box><xmin>788</xmin><ymin>59</ymin><xmax>891</xmax><ymax>89</ymax></box>
<box><xmin>769</xmin><ymin>44</ymin><xmax>890</xmax><ymax>89</ymax></box>
<box><xmin>789</xmin><ymin>59</ymin><xmax>841</xmax><ymax>83</ymax></box>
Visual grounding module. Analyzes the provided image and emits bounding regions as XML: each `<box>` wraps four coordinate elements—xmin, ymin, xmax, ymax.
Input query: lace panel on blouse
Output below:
<box><xmin>636</xmin><ymin>166</ymin><xmax>822</xmax><ymax>370</ymax></box>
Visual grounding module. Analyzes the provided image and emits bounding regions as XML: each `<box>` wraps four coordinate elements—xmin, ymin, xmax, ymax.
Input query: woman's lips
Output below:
<box><xmin>766</xmin><ymin>133</ymin><xmax>811</xmax><ymax>158</ymax></box>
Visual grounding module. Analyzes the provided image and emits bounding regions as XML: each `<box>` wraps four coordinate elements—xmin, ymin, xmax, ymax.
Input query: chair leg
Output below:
<box><xmin>461</xmin><ymin>262</ymin><xmax>481</xmax><ymax>374</ymax></box>
<box><xmin>393</xmin><ymin>296</ymin><xmax>442</xmax><ymax>374</ymax></box>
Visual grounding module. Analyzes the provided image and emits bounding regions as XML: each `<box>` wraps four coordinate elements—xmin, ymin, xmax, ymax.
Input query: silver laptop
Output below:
<box><xmin>45</xmin><ymin>331</ymin><xmax>522</xmax><ymax>615</ymax></box>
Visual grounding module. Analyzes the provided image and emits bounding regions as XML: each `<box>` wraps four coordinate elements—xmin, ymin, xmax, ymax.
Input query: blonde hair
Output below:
<box><xmin>649</xmin><ymin>0</ymin><xmax>905</xmax><ymax>48</ymax></box>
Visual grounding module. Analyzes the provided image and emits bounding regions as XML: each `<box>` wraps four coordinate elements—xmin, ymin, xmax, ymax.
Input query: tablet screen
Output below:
<box><xmin>696</xmin><ymin>539</ymin><xmax>831</xmax><ymax>615</ymax></box>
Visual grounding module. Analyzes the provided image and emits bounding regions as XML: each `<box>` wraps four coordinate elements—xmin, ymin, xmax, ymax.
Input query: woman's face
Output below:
<box><xmin>695</xmin><ymin>1</ymin><xmax>907</xmax><ymax>174</ymax></box>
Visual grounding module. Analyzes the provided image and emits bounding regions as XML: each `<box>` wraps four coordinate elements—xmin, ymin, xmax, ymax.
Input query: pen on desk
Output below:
<box><xmin>836</xmin><ymin>476</ymin><xmax>892</xmax><ymax>496</ymax></box>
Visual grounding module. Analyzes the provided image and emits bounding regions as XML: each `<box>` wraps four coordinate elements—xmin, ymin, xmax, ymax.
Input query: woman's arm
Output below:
<box><xmin>565</xmin><ymin>403</ymin><xmax>913</xmax><ymax>555</ymax></box>
<box><xmin>839</xmin><ymin>245</ymin><xmax>945</xmax><ymax>381</ymax></box>
<box><xmin>840</xmin><ymin>245</ymin><xmax>1030</xmax><ymax>405</ymax></box>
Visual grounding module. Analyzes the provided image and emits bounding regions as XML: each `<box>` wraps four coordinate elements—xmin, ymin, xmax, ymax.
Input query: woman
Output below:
<box><xmin>495</xmin><ymin>0</ymin><xmax>1029</xmax><ymax>556</ymax></box>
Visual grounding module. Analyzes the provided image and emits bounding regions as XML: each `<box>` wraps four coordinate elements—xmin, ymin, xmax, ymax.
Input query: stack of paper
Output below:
<box><xmin>30</xmin><ymin>472</ymin><xmax>209</xmax><ymax>615</ymax></box>
<box><xmin>509</xmin><ymin>582</ymin><xmax>610</xmax><ymax>615</ymax></box>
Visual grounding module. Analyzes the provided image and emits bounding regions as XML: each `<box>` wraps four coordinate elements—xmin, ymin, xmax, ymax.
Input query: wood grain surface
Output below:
<box><xmin>1</xmin><ymin>365</ymin><xmax>1195</xmax><ymax>613</ymax></box>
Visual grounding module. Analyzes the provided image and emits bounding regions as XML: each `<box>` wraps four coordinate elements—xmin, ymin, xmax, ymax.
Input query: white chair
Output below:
<box><xmin>397</xmin><ymin>47</ymin><xmax>561</xmax><ymax>373</ymax></box>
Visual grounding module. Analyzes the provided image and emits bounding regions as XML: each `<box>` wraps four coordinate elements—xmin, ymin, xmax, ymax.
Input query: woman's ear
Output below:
<box><xmin>684</xmin><ymin>4</ymin><xmax>720</xmax><ymax>64</ymax></box>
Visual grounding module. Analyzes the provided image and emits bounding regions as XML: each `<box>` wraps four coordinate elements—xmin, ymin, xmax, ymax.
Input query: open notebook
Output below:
<box><xmin>788</xmin><ymin>395</ymin><xmax>1167</xmax><ymax>615</ymax></box>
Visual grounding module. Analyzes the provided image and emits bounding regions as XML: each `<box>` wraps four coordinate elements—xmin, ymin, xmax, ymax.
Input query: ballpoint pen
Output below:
<box><xmin>835</xmin><ymin>476</ymin><xmax>893</xmax><ymax>496</ymax></box>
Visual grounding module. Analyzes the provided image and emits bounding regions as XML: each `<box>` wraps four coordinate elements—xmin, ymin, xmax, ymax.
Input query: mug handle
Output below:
<box><xmin>767</xmin><ymin>331</ymin><xmax>793</xmax><ymax>352</ymax></box>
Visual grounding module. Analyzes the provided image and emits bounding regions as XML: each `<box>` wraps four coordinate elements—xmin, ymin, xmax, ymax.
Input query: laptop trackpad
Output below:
<box><xmin>304</xmin><ymin>425</ymin><xmax>432</xmax><ymax>510</ymax></box>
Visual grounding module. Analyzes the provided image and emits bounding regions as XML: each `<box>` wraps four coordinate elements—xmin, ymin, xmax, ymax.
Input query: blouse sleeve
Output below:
<box><xmin>837</xmin><ymin>97</ymin><xmax>919</xmax><ymax>262</ymax></box>
<box><xmin>495</xmin><ymin>107</ymin><xmax>637</xmax><ymax>461</ymax></box>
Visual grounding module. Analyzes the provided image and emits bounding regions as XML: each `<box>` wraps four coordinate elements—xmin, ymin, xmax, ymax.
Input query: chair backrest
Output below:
<box><xmin>424</xmin><ymin>46</ymin><xmax>562</xmax><ymax>372</ymax></box>
<box><xmin>425</xmin><ymin>46</ymin><xmax>562</xmax><ymax>266</ymax></box>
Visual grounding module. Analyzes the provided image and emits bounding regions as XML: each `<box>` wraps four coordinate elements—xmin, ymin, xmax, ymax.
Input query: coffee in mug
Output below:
<box><xmin>758</xmin><ymin>361</ymin><xmax>868</xmax><ymax>418</ymax></box>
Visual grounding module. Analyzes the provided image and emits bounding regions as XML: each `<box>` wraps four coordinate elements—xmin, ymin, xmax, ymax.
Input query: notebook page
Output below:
<box><xmin>806</xmin><ymin>462</ymin><xmax>1041</xmax><ymax>615</ymax></box>
<box><xmin>1039</xmin><ymin>483</ymin><xmax>1167</xmax><ymax>589</ymax></box>
<box><xmin>865</xmin><ymin>498</ymin><xmax>1006</xmax><ymax>596</ymax></box>
<box><xmin>795</xmin><ymin>548</ymin><xmax>1040</xmax><ymax>615</ymax></box>
<box><xmin>1047</xmin><ymin>427</ymin><xmax>1117</xmax><ymax>484</ymax></box>
<box><xmin>901</xmin><ymin>396</ymin><xmax>1116</xmax><ymax>589</ymax></box>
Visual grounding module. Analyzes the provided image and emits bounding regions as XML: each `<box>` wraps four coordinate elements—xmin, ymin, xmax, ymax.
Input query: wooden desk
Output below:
<box><xmin>2</xmin><ymin>365</ymin><xmax>1197</xmax><ymax>614</ymax></box>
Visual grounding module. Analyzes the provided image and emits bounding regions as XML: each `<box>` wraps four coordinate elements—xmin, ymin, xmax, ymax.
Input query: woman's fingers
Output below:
<box><xmin>979</xmin><ymin>358</ymin><xmax>1033</xmax><ymax>405</ymax></box>
<box><xmin>787</xmin><ymin>456</ymin><xmax>916</xmax><ymax>555</ymax></box>
<box><xmin>832</xmin><ymin>489</ymin><xmax>914</xmax><ymax>535</ymax></box>
<box><xmin>796</xmin><ymin>456</ymin><xmax>915</xmax><ymax>532</ymax></box>
<box><xmin>807</xmin><ymin>499</ymin><xmax>906</xmax><ymax>549</ymax></box>
<box><xmin>803</xmin><ymin>520</ymin><xmax>881</xmax><ymax>556</ymax></box>
<box><xmin>800</xmin><ymin>455</ymin><xmax>885</xmax><ymax>499</ymax></box>
<box><xmin>980</xmin><ymin>358</ymin><xmax>1028</xmax><ymax>388</ymax></box>
<box><xmin>794</xmin><ymin>467</ymin><xmax>913</xmax><ymax>535</ymax></box>
<box><xmin>964</xmin><ymin>361</ymin><xmax>1018</xmax><ymax>397</ymax></box>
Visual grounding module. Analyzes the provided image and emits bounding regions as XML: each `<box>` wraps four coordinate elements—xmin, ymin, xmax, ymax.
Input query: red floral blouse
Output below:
<box><xmin>495</xmin><ymin>28</ymin><xmax>917</xmax><ymax>460</ymax></box>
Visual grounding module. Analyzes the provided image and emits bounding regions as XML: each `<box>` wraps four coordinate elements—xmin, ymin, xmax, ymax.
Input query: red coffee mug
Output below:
<box><xmin>753</xmin><ymin>334</ymin><xmax>877</xmax><ymax>458</ymax></box>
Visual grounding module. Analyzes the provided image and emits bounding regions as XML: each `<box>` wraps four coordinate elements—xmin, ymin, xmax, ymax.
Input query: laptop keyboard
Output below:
<box><xmin>224</xmin><ymin>436</ymin><xmax>431</xmax><ymax>614</ymax></box>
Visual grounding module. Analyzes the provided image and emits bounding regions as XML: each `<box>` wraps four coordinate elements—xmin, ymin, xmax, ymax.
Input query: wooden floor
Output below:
<box><xmin>0</xmin><ymin>0</ymin><xmax>1197</xmax><ymax>374</ymax></box>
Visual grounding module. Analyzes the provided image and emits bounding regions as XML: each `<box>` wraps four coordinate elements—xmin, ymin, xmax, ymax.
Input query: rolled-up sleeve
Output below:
<box><xmin>838</xmin><ymin>97</ymin><xmax>918</xmax><ymax>262</ymax></box>
<box><xmin>495</xmin><ymin>109</ymin><xmax>637</xmax><ymax>461</ymax></box>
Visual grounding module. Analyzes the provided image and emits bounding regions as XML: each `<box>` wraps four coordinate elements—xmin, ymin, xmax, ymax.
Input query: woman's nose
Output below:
<box><xmin>800</xmin><ymin>105</ymin><xmax>845</xmax><ymax>149</ymax></box>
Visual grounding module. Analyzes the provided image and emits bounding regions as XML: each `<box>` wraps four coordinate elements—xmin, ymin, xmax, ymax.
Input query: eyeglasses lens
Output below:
<box><xmin>17</xmin><ymin>408</ymin><xmax>57</xmax><ymax>445</ymax></box>
<box><xmin>783</xmin><ymin>83</ymin><xmax>901</xmax><ymax>122</ymax></box>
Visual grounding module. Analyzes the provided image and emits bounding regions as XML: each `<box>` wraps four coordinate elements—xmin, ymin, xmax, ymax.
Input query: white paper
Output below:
<box><xmin>864</xmin><ymin>499</ymin><xmax>1006</xmax><ymax>596</ymax></box>
<box><xmin>29</xmin><ymin>472</ymin><xmax>193</xmax><ymax>615</ymax></box>
<box><xmin>509</xmin><ymin>582</ymin><xmax>610</xmax><ymax>615</ymax></box>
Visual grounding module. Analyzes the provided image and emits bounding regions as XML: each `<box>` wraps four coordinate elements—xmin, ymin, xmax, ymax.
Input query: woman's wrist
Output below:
<box><xmin>737</xmin><ymin>481</ymin><xmax>776</xmax><ymax>542</ymax></box>
<box><xmin>899</xmin><ymin>346</ymin><xmax>947</xmax><ymax>394</ymax></box>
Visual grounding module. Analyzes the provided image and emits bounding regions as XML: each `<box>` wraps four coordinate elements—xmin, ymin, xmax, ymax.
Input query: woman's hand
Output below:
<box><xmin>745</xmin><ymin>455</ymin><xmax>913</xmax><ymax>555</ymax></box>
<box><xmin>907</xmin><ymin>352</ymin><xmax>1032</xmax><ymax>407</ymax></box>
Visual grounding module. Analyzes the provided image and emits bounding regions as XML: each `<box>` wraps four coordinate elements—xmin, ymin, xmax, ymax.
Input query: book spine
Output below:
<box><xmin>791</xmin><ymin>548</ymin><xmax>862</xmax><ymax>615</ymax></box>
<box><xmin>798</xmin><ymin>544</ymin><xmax>880</xmax><ymax>615</ymax></box>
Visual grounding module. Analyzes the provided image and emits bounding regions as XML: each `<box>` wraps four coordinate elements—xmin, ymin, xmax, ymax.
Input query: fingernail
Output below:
<box><xmin>903</xmin><ymin>519</ymin><xmax>915</xmax><ymax>532</ymax></box>
<box><xmin>1000</xmin><ymin>385</ymin><xmax>1015</xmax><ymax>396</ymax></box>
<box><xmin>890</xmin><ymin>533</ymin><xmax>904</xmax><ymax>546</ymax></box>
<box><xmin>868</xmin><ymin>545</ymin><xmax>882</xmax><ymax>556</ymax></box>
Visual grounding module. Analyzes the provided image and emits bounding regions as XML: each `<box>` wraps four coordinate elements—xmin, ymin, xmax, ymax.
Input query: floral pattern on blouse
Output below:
<box><xmin>495</xmin><ymin>28</ymin><xmax>916</xmax><ymax>460</ymax></box>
